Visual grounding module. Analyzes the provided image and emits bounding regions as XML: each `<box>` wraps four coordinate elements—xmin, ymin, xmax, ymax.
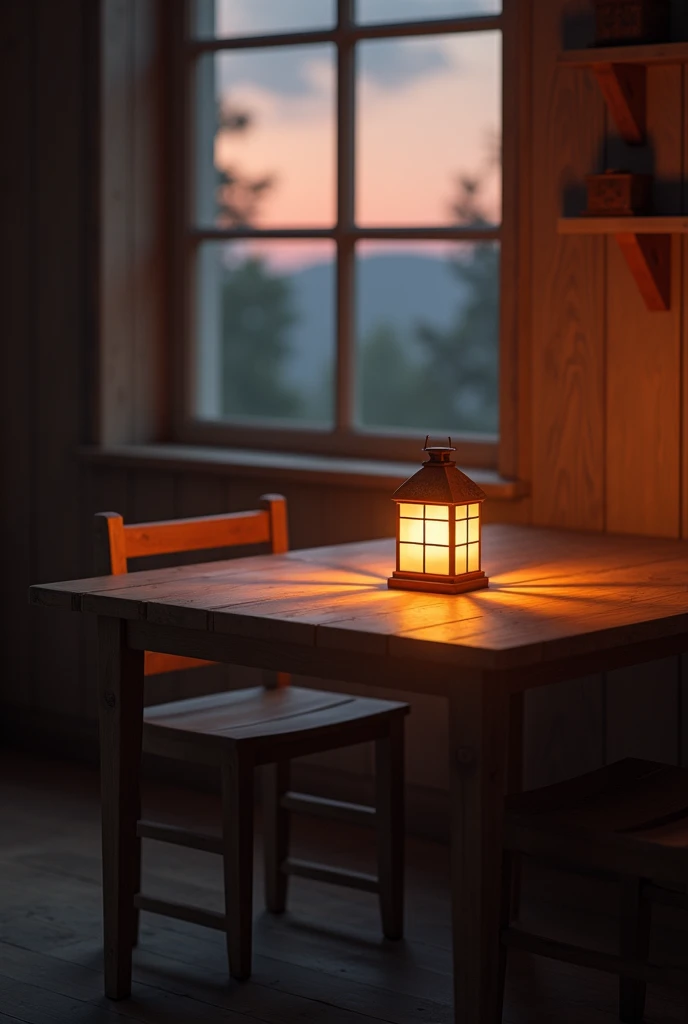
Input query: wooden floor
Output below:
<box><xmin>1</xmin><ymin>751</ymin><xmax>688</xmax><ymax>1024</ymax></box>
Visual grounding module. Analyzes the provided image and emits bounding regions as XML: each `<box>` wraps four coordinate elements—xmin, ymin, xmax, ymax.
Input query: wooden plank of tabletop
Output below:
<box><xmin>211</xmin><ymin>587</ymin><xmax>474</xmax><ymax>652</ymax></box>
<box><xmin>28</xmin><ymin>555</ymin><xmax>280</xmax><ymax>608</ymax></box>
<box><xmin>81</xmin><ymin>561</ymin><xmax>384</xmax><ymax>625</ymax></box>
<box><xmin>28</xmin><ymin>540</ymin><xmax>390</xmax><ymax>612</ymax></box>
<box><xmin>29</xmin><ymin>527</ymin><xmax>688</xmax><ymax>623</ymax></box>
<box><xmin>390</xmin><ymin>571</ymin><xmax>688</xmax><ymax>669</ymax></box>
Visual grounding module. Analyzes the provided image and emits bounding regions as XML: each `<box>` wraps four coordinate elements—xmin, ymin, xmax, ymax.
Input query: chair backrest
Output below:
<box><xmin>93</xmin><ymin>494</ymin><xmax>289</xmax><ymax>679</ymax></box>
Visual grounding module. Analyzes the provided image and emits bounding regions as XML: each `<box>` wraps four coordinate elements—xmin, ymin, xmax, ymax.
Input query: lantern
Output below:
<box><xmin>388</xmin><ymin>438</ymin><xmax>488</xmax><ymax>594</ymax></box>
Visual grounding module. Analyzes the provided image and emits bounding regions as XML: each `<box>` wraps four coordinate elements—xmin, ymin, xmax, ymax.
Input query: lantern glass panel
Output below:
<box><xmin>455</xmin><ymin>519</ymin><xmax>468</xmax><ymax>544</ymax></box>
<box><xmin>469</xmin><ymin>503</ymin><xmax>480</xmax><ymax>517</ymax></box>
<box><xmin>425</xmin><ymin>545</ymin><xmax>450</xmax><ymax>575</ymax></box>
<box><xmin>455</xmin><ymin>544</ymin><xmax>468</xmax><ymax>573</ymax></box>
<box><xmin>425</xmin><ymin>504</ymin><xmax>449</xmax><ymax>520</ymax></box>
<box><xmin>468</xmin><ymin>542</ymin><xmax>480</xmax><ymax>572</ymax></box>
<box><xmin>456</xmin><ymin>505</ymin><xmax>468</xmax><ymax>520</ymax></box>
<box><xmin>400</xmin><ymin>518</ymin><xmax>424</xmax><ymax>543</ymax></box>
<box><xmin>399</xmin><ymin>543</ymin><xmax>424</xmax><ymax>572</ymax></box>
<box><xmin>425</xmin><ymin>519</ymin><xmax>449</xmax><ymax>545</ymax></box>
<box><xmin>468</xmin><ymin>518</ymin><xmax>480</xmax><ymax>542</ymax></box>
<box><xmin>400</xmin><ymin>502</ymin><xmax>424</xmax><ymax>518</ymax></box>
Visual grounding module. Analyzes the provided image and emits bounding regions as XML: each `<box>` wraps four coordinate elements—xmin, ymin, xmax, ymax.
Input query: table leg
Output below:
<box><xmin>507</xmin><ymin>693</ymin><xmax>524</xmax><ymax>921</ymax></box>
<box><xmin>97</xmin><ymin>616</ymin><xmax>144</xmax><ymax>999</ymax></box>
<box><xmin>448</xmin><ymin>678</ymin><xmax>510</xmax><ymax>1024</ymax></box>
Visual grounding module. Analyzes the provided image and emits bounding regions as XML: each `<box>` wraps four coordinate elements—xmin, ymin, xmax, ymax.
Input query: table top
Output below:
<box><xmin>29</xmin><ymin>524</ymin><xmax>688</xmax><ymax>673</ymax></box>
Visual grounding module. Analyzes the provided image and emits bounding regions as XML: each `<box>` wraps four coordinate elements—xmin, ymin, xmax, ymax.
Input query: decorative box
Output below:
<box><xmin>593</xmin><ymin>0</ymin><xmax>671</xmax><ymax>46</ymax></box>
<box><xmin>585</xmin><ymin>170</ymin><xmax>652</xmax><ymax>216</ymax></box>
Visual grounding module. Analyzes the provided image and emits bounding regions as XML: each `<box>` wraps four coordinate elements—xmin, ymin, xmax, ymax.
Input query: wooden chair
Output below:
<box><xmin>497</xmin><ymin>758</ymin><xmax>688</xmax><ymax>1022</ymax></box>
<box><xmin>93</xmin><ymin>495</ymin><xmax>410</xmax><ymax>981</ymax></box>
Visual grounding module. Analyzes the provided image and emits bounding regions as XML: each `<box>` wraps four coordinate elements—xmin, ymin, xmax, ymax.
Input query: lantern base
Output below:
<box><xmin>388</xmin><ymin>570</ymin><xmax>488</xmax><ymax>595</ymax></box>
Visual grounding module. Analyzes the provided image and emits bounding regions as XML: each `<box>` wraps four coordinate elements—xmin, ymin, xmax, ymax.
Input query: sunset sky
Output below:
<box><xmin>199</xmin><ymin>1</ymin><xmax>502</xmax><ymax>268</ymax></box>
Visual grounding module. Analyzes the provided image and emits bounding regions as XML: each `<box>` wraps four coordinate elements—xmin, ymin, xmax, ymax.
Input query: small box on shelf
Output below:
<box><xmin>593</xmin><ymin>0</ymin><xmax>671</xmax><ymax>47</ymax></box>
<box><xmin>585</xmin><ymin>170</ymin><xmax>652</xmax><ymax>217</ymax></box>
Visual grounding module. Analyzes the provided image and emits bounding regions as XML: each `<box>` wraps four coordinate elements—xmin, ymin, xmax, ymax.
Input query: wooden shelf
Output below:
<box><xmin>558</xmin><ymin>217</ymin><xmax>688</xmax><ymax>312</ymax></box>
<box><xmin>560</xmin><ymin>41</ymin><xmax>688</xmax><ymax>145</ymax></box>
<box><xmin>558</xmin><ymin>216</ymin><xmax>688</xmax><ymax>235</ymax></box>
<box><xmin>559</xmin><ymin>41</ymin><xmax>688</xmax><ymax>69</ymax></box>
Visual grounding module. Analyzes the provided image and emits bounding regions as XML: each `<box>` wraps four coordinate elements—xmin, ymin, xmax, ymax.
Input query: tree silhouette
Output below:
<box><xmin>358</xmin><ymin>145</ymin><xmax>500</xmax><ymax>435</ymax></box>
<box><xmin>413</xmin><ymin>169</ymin><xmax>499</xmax><ymax>433</ymax></box>
<box><xmin>213</xmin><ymin>101</ymin><xmax>305</xmax><ymax>418</ymax></box>
<box><xmin>220</xmin><ymin>257</ymin><xmax>302</xmax><ymax>417</ymax></box>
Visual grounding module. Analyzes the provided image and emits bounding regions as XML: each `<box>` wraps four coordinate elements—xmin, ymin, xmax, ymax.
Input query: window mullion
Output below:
<box><xmin>335</xmin><ymin>0</ymin><xmax>355</xmax><ymax>434</ymax></box>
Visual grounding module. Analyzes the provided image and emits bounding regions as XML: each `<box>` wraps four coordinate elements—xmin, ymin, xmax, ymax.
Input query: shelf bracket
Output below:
<box><xmin>614</xmin><ymin>232</ymin><xmax>670</xmax><ymax>311</ymax></box>
<box><xmin>592</xmin><ymin>63</ymin><xmax>646</xmax><ymax>144</ymax></box>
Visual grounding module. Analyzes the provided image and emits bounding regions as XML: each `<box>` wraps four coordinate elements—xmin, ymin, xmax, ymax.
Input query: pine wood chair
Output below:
<box><xmin>93</xmin><ymin>495</ymin><xmax>409</xmax><ymax>981</ymax></box>
<box><xmin>497</xmin><ymin>758</ymin><xmax>688</xmax><ymax>1022</ymax></box>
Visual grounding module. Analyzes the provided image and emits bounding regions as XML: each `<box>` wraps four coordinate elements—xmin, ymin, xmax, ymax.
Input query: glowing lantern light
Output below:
<box><xmin>388</xmin><ymin>438</ymin><xmax>488</xmax><ymax>594</ymax></box>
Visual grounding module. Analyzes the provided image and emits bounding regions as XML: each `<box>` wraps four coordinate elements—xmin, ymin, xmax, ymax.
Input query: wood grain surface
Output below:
<box><xmin>30</xmin><ymin>526</ymin><xmax>688</xmax><ymax>675</ymax></box>
<box><xmin>530</xmin><ymin>0</ymin><xmax>605</xmax><ymax>530</ymax></box>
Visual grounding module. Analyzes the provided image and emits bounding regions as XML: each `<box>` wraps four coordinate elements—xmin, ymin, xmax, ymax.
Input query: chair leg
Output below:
<box><xmin>221</xmin><ymin>751</ymin><xmax>254</xmax><ymax>981</ymax></box>
<box><xmin>263</xmin><ymin>761</ymin><xmax>290</xmax><ymax>914</ymax></box>
<box><xmin>375</xmin><ymin>716</ymin><xmax>405</xmax><ymax>940</ymax></box>
<box><xmin>507</xmin><ymin>694</ymin><xmax>524</xmax><ymax>923</ymax></box>
<box><xmin>619</xmin><ymin>877</ymin><xmax>650</xmax><ymax>1024</ymax></box>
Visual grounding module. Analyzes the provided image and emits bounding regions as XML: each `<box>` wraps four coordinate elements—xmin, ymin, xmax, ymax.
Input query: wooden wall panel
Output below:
<box><xmin>0</xmin><ymin>2</ymin><xmax>33</xmax><ymax>711</ymax></box>
<box><xmin>132</xmin><ymin>0</ymin><xmax>165</xmax><ymax>442</ymax></box>
<box><xmin>525</xmin><ymin>0</ymin><xmax>607</xmax><ymax>789</ymax></box>
<box><xmin>30</xmin><ymin>0</ymin><xmax>88</xmax><ymax>719</ymax></box>
<box><xmin>524</xmin><ymin>676</ymin><xmax>605</xmax><ymax>789</ymax></box>
<box><xmin>530</xmin><ymin>0</ymin><xmax>605</xmax><ymax>531</ymax></box>
<box><xmin>606</xmin><ymin>660</ymin><xmax>680</xmax><ymax>765</ymax></box>
<box><xmin>682</xmin><ymin>64</ymin><xmax>688</xmax><ymax>541</ymax></box>
<box><xmin>99</xmin><ymin>0</ymin><xmax>164</xmax><ymax>445</ymax></box>
<box><xmin>605</xmin><ymin>66</ymin><xmax>682</xmax><ymax>539</ymax></box>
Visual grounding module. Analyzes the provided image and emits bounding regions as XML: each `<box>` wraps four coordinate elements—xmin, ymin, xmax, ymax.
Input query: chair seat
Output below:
<box><xmin>143</xmin><ymin>686</ymin><xmax>409</xmax><ymax>766</ymax></box>
<box><xmin>505</xmin><ymin>758</ymin><xmax>688</xmax><ymax>885</ymax></box>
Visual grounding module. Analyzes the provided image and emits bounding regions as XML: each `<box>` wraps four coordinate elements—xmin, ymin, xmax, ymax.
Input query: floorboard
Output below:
<box><xmin>0</xmin><ymin>749</ymin><xmax>687</xmax><ymax>1022</ymax></box>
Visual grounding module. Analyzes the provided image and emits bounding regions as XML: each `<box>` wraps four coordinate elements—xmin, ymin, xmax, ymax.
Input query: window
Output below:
<box><xmin>175</xmin><ymin>0</ymin><xmax>511</xmax><ymax>465</ymax></box>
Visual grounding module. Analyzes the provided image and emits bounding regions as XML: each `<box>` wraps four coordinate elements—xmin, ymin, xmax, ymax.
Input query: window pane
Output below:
<box><xmin>194</xmin><ymin>240</ymin><xmax>335</xmax><ymax>426</ymax></box>
<box><xmin>193</xmin><ymin>0</ymin><xmax>336</xmax><ymax>37</ymax></box>
<box><xmin>399</xmin><ymin>543</ymin><xmax>424</xmax><ymax>573</ymax></box>
<box><xmin>356</xmin><ymin>0</ymin><xmax>500</xmax><ymax>22</ymax></box>
<box><xmin>356</xmin><ymin>33</ymin><xmax>501</xmax><ymax>226</ymax></box>
<box><xmin>426</xmin><ymin>546</ymin><xmax>449</xmax><ymax>575</ymax></box>
<box><xmin>400</xmin><ymin>519</ymin><xmax>424</xmax><ymax>543</ymax></box>
<box><xmin>195</xmin><ymin>47</ymin><xmax>335</xmax><ymax>228</ymax></box>
<box><xmin>355</xmin><ymin>242</ymin><xmax>500</xmax><ymax>436</ymax></box>
<box><xmin>425</xmin><ymin>520</ymin><xmax>449</xmax><ymax>545</ymax></box>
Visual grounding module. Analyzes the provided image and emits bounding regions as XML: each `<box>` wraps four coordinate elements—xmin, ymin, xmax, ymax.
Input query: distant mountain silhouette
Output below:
<box><xmin>282</xmin><ymin>253</ymin><xmax>467</xmax><ymax>387</ymax></box>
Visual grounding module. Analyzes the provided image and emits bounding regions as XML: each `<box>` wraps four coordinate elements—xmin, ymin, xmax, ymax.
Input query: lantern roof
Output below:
<box><xmin>391</xmin><ymin>441</ymin><xmax>487</xmax><ymax>505</ymax></box>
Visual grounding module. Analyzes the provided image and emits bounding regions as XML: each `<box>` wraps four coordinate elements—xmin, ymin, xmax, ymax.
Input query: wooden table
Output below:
<box><xmin>29</xmin><ymin>524</ymin><xmax>688</xmax><ymax>1023</ymax></box>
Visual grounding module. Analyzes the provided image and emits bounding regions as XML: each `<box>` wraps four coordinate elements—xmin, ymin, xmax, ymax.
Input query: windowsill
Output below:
<box><xmin>78</xmin><ymin>444</ymin><xmax>529</xmax><ymax>500</ymax></box>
